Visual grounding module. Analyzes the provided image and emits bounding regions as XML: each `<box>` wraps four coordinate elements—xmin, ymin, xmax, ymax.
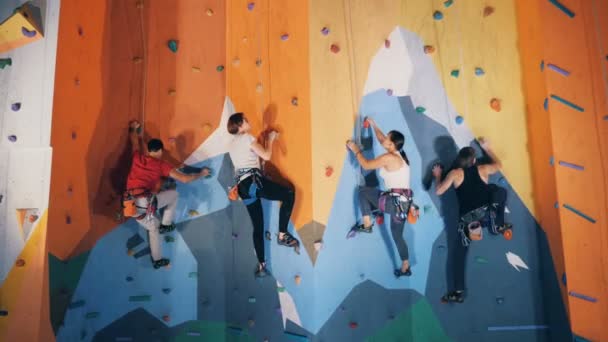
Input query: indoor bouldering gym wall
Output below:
<box><xmin>0</xmin><ymin>0</ymin><xmax>607</xmax><ymax>341</ymax></box>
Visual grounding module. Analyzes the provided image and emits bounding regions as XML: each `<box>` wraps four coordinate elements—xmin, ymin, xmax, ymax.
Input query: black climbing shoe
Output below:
<box><xmin>159</xmin><ymin>223</ymin><xmax>176</xmax><ymax>234</ymax></box>
<box><xmin>153</xmin><ymin>258</ymin><xmax>170</xmax><ymax>269</ymax></box>
<box><xmin>491</xmin><ymin>222</ymin><xmax>512</xmax><ymax>235</ymax></box>
<box><xmin>441</xmin><ymin>291</ymin><xmax>464</xmax><ymax>303</ymax></box>
<box><xmin>394</xmin><ymin>267</ymin><xmax>412</xmax><ymax>278</ymax></box>
<box><xmin>255</xmin><ymin>263</ymin><xmax>269</xmax><ymax>278</ymax></box>
<box><xmin>278</xmin><ymin>232</ymin><xmax>299</xmax><ymax>247</ymax></box>
<box><xmin>353</xmin><ymin>224</ymin><xmax>373</xmax><ymax>233</ymax></box>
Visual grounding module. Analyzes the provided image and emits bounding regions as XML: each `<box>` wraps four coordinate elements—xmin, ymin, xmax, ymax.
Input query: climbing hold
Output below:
<box><xmin>187</xmin><ymin>332</ymin><xmax>201</xmax><ymax>337</ymax></box>
<box><xmin>202</xmin><ymin>123</ymin><xmax>212</xmax><ymax>132</ymax></box>
<box><xmin>66</xmin><ymin>215</ymin><xmax>72</xmax><ymax>224</ymax></box>
<box><xmin>321</xmin><ymin>27</ymin><xmax>330</xmax><ymax>36</ymax></box>
<box><xmin>386</xmin><ymin>89</ymin><xmax>393</xmax><ymax>96</ymax></box>
<box><xmin>126</xmin><ymin>276</ymin><xmax>133</xmax><ymax>282</ymax></box>
<box><xmin>330</xmin><ymin>44</ymin><xmax>340</xmax><ymax>54</ymax></box>
<box><xmin>255</xmin><ymin>58</ymin><xmax>262</xmax><ymax>67</ymax></box>
<box><xmin>325</xmin><ymin>166</ymin><xmax>333</xmax><ymax>177</ymax></box>
<box><xmin>415</xmin><ymin>106</ymin><xmax>426</xmax><ymax>113</ymax></box>
<box><xmin>561</xmin><ymin>273</ymin><xmax>567</xmax><ymax>286</ymax></box>
<box><xmin>277</xmin><ymin>286</ymin><xmax>285</xmax><ymax>292</ymax></box>
<box><xmin>8</xmin><ymin>135</ymin><xmax>17</xmax><ymax>142</ymax></box>
<box><xmin>549</xmin><ymin>0</ymin><xmax>575</xmax><ymax>18</ymax></box>
<box><xmin>349</xmin><ymin>322</ymin><xmax>358</xmax><ymax>329</ymax></box>
<box><xmin>129</xmin><ymin>295</ymin><xmax>151</xmax><ymax>302</ymax></box>
<box><xmin>168</xmin><ymin>40</ymin><xmax>178</xmax><ymax>53</ymax></box>
<box><xmin>483</xmin><ymin>6</ymin><xmax>495</xmax><ymax>17</ymax></box>
<box><xmin>423</xmin><ymin>45</ymin><xmax>435</xmax><ymax>54</ymax></box>
<box><xmin>0</xmin><ymin>310</ymin><xmax>7</xmax><ymax>316</ymax></box>
<box><xmin>232</xmin><ymin>232</ymin><xmax>238</xmax><ymax>239</ymax></box>
<box><xmin>475</xmin><ymin>67</ymin><xmax>485</xmax><ymax>76</ymax></box>
<box><xmin>433</xmin><ymin>11</ymin><xmax>444</xmax><ymax>20</ymax></box>
<box><xmin>168</xmin><ymin>137</ymin><xmax>176</xmax><ymax>143</ymax></box>
<box><xmin>136</xmin><ymin>0</ymin><xmax>144</xmax><ymax>9</ymax></box>
<box><xmin>248</xmin><ymin>319</ymin><xmax>255</xmax><ymax>327</ymax></box>
<box><xmin>188</xmin><ymin>209</ymin><xmax>199</xmax><ymax>216</ymax></box>
<box><xmin>540</xmin><ymin>60</ymin><xmax>545</xmax><ymax>71</ymax></box>
<box><xmin>28</xmin><ymin>215</ymin><xmax>38</xmax><ymax>223</ymax></box>
<box><xmin>162</xmin><ymin>315</ymin><xmax>170</xmax><ymax>322</ymax></box>
<box><xmin>164</xmin><ymin>235</ymin><xmax>174</xmax><ymax>243</ymax></box>
<box><xmin>168</xmin><ymin>89</ymin><xmax>176</xmax><ymax>96</ymax></box>
<box><xmin>444</xmin><ymin>0</ymin><xmax>454</xmax><ymax>7</ymax></box>
<box><xmin>437</xmin><ymin>244</ymin><xmax>446</xmax><ymax>250</ymax></box>
<box><xmin>216</xmin><ymin>65</ymin><xmax>225</xmax><ymax>72</ymax></box>
<box><xmin>0</xmin><ymin>58</ymin><xmax>12</xmax><ymax>69</ymax></box>
<box><xmin>21</xmin><ymin>26</ymin><xmax>36</xmax><ymax>37</ymax></box>
<box><xmin>247</xmin><ymin>2</ymin><xmax>255</xmax><ymax>10</ymax></box>
<box><xmin>496</xmin><ymin>297</ymin><xmax>504</xmax><ymax>304</ymax></box>
<box><xmin>265</xmin><ymin>231</ymin><xmax>271</xmax><ymax>240</ymax></box>
<box><xmin>384</xmin><ymin>39</ymin><xmax>391</xmax><ymax>49</ymax></box>
<box><xmin>455</xmin><ymin>115</ymin><xmax>464</xmax><ymax>125</ymax></box>
<box><xmin>340</xmin><ymin>306</ymin><xmax>346</xmax><ymax>312</ymax></box>
<box><xmin>314</xmin><ymin>240</ymin><xmax>323</xmax><ymax>251</ymax></box>
<box><xmin>376</xmin><ymin>215</ymin><xmax>384</xmax><ymax>225</ymax></box>
<box><xmin>248</xmin><ymin>296</ymin><xmax>256</xmax><ymax>303</ymax></box>
<box><xmin>363</xmin><ymin>118</ymin><xmax>370</xmax><ymax>128</ymax></box>
<box><xmin>281</xmin><ymin>34</ymin><xmax>290</xmax><ymax>41</ymax></box>
<box><xmin>475</xmin><ymin>256</ymin><xmax>488</xmax><ymax>264</ymax></box>
<box><xmin>192</xmin><ymin>66</ymin><xmax>201</xmax><ymax>73</ymax></box>
<box><xmin>77</xmin><ymin>26</ymin><xmax>84</xmax><ymax>36</ymax></box>
<box><xmin>291</xmin><ymin>97</ymin><xmax>298</xmax><ymax>106</ymax></box>
<box><xmin>450</xmin><ymin>69</ymin><xmax>460</xmax><ymax>78</ymax></box>
<box><xmin>554</xmin><ymin>202</ymin><xmax>559</xmax><ymax>209</ymax></box>
<box><xmin>242</xmin><ymin>36</ymin><xmax>248</xmax><ymax>43</ymax></box>
<box><xmin>543</xmin><ymin>98</ymin><xmax>548</xmax><ymax>110</ymax></box>
<box><xmin>127</xmin><ymin>249</ymin><xmax>134</xmax><ymax>256</ymax></box>
<box><xmin>206</xmin><ymin>8</ymin><xmax>214</xmax><ymax>16</ymax></box>
<box><xmin>232</xmin><ymin>58</ymin><xmax>240</xmax><ymax>66</ymax></box>
<box><xmin>295</xmin><ymin>275</ymin><xmax>301</xmax><ymax>285</ymax></box>
<box><xmin>15</xmin><ymin>259</ymin><xmax>25</xmax><ymax>267</ymax></box>
<box><xmin>490</xmin><ymin>98</ymin><xmax>501</xmax><ymax>112</ymax></box>
<box><xmin>188</xmin><ymin>272</ymin><xmax>198</xmax><ymax>278</ymax></box>
<box><xmin>162</xmin><ymin>288</ymin><xmax>171</xmax><ymax>294</ymax></box>
<box><xmin>359</xmin><ymin>273</ymin><xmax>365</xmax><ymax>280</ymax></box>
<box><xmin>256</xmin><ymin>83</ymin><xmax>263</xmax><ymax>93</ymax></box>
<box><xmin>85</xmin><ymin>312</ymin><xmax>99</xmax><ymax>319</ymax></box>
<box><xmin>132</xmin><ymin>57</ymin><xmax>143</xmax><ymax>64</ymax></box>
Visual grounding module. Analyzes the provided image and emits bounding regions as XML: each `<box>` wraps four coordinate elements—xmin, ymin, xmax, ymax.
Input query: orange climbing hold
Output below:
<box><xmin>330</xmin><ymin>44</ymin><xmax>340</xmax><ymax>54</ymax></box>
<box><xmin>490</xmin><ymin>98</ymin><xmax>501</xmax><ymax>112</ymax></box>
<box><xmin>15</xmin><ymin>259</ymin><xmax>25</xmax><ymax>267</ymax></box>
<box><xmin>206</xmin><ymin>8</ymin><xmax>214</xmax><ymax>16</ymax></box>
<box><xmin>295</xmin><ymin>275</ymin><xmax>301</xmax><ymax>285</ymax></box>
<box><xmin>228</xmin><ymin>186</ymin><xmax>239</xmax><ymax>201</ymax></box>
<box><xmin>483</xmin><ymin>6</ymin><xmax>495</xmax><ymax>17</ymax></box>
<box><xmin>127</xmin><ymin>249</ymin><xmax>134</xmax><ymax>256</ymax></box>
<box><xmin>28</xmin><ymin>214</ymin><xmax>38</xmax><ymax>223</ymax></box>
<box><xmin>325</xmin><ymin>166</ymin><xmax>333</xmax><ymax>177</ymax></box>
<box><xmin>424</xmin><ymin>45</ymin><xmax>435</xmax><ymax>54</ymax></box>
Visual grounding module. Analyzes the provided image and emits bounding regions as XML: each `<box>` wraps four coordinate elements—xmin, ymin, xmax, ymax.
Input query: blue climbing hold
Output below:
<box><xmin>126</xmin><ymin>276</ymin><xmax>133</xmax><ymax>282</ymax></box>
<box><xmin>561</xmin><ymin>273</ymin><xmax>567</xmax><ymax>286</ymax></box>
<box><xmin>162</xmin><ymin>288</ymin><xmax>171</xmax><ymax>294</ymax></box>
<box><xmin>475</xmin><ymin>67</ymin><xmax>485</xmax><ymax>76</ymax></box>
<box><xmin>22</xmin><ymin>27</ymin><xmax>36</xmax><ymax>38</ymax></box>
<box><xmin>554</xmin><ymin>202</ymin><xmax>559</xmax><ymax>209</ymax></box>
<box><xmin>168</xmin><ymin>40</ymin><xmax>178</xmax><ymax>53</ymax></box>
<box><xmin>11</xmin><ymin>103</ymin><xmax>21</xmax><ymax>111</ymax></box>
<box><xmin>543</xmin><ymin>98</ymin><xmax>548</xmax><ymax>110</ymax></box>
<box><xmin>540</xmin><ymin>60</ymin><xmax>545</xmax><ymax>71</ymax></box>
<box><xmin>455</xmin><ymin>115</ymin><xmax>464</xmax><ymax>125</ymax></box>
<box><xmin>247</xmin><ymin>2</ymin><xmax>255</xmax><ymax>11</ymax></box>
<box><xmin>496</xmin><ymin>297</ymin><xmax>504</xmax><ymax>304</ymax></box>
<box><xmin>433</xmin><ymin>11</ymin><xmax>444</xmax><ymax>20</ymax></box>
<box><xmin>549</xmin><ymin>156</ymin><xmax>554</xmax><ymax>166</ymax></box>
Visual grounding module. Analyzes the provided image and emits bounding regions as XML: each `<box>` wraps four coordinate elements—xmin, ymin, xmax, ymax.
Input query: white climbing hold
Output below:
<box><xmin>506</xmin><ymin>252</ymin><xmax>529</xmax><ymax>272</ymax></box>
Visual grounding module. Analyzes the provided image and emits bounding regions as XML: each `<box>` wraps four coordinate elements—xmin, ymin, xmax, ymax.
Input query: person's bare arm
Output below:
<box><xmin>250</xmin><ymin>131</ymin><xmax>278</xmax><ymax>161</ymax></box>
<box><xmin>366</xmin><ymin>118</ymin><xmax>387</xmax><ymax>144</ymax></box>
<box><xmin>129</xmin><ymin>121</ymin><xmax>142</xmax><ymax>154</ymax></box>
<box><xmin>433</xmin><ymin>165</ymin><xmax>459</xmax><ymax>195</ymax></box>
<box><xmin>346</xmin><ymin>140</ymin><xmax>390</xmax><ymax>170</ymax></box>
<box><xmin>169</xmin><ymin>168</ymin><xmax>210</xmax><ymax>183</ymax></box>
<box><xmin>479</xmin><ymin>137</ymin><xmax>502</xmax><ymax>176</ymax></box>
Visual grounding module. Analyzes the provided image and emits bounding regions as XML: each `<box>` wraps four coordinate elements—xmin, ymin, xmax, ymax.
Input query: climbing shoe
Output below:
<box><xmin>441</xmin><ymin>291</ymin><xmax>464</xmax><ymax>303</ymax></box>
<box><xmin>159</xmin><ymin>223</ymin><xmax>176</xmax><ymax>234</ymax></box>
<box><xmin>491</xmin><ymin>222</ymin><xmax>512</xmax><ymax>235</ymax></box>
<box><xmin>278</xmin><ymin>232</ymin><xmax>299</xmax><ymax>247</ymax></box>
<box><xmin>153</xmin><ymin>258</ymin><xmax>170</xmax><ymax>269</ymax></box>
<box><xmin>353</xmin><ymin>224</ymin><xmax>373</xmax><ymax>234</ymax></box>
<box><xmin>255</xmin><ymin>263</ymin><xmax>269</xmax><ymax>278</ymax></box>
<box><xmin>394</xmin><ymin>267</ymin><xmax>412</xmax><ymax>278</ymax></box>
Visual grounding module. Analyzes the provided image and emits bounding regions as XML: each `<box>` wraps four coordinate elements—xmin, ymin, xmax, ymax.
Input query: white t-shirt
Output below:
<box><xmin>228</xmin><ymin>133</ymin><xmax>261</xmax><ymax>170</ymax></box>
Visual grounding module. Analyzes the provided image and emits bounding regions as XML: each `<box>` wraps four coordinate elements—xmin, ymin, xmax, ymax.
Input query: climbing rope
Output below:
<box><xmin>136</xmin><ymin>0</ymin><xmax>148</xmax><ymax>132</ymax></box>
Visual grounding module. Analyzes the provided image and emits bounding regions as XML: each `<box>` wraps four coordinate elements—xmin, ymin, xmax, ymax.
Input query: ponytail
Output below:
<box><xmin>399</xmin><ymin>150</ymin><xmax>410</xmax><ymax>165</ymax></box>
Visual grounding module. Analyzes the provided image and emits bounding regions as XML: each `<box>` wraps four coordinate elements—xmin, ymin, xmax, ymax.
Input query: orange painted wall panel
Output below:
<box><xmin>48</xmin><ymin>0</ymin><xmax>226</xmax><ymax>258</ymax></box>
<box><xmin>226</xmin><ymin>0</ymin><xmax>312</xmax><ymax>228</ymax></box>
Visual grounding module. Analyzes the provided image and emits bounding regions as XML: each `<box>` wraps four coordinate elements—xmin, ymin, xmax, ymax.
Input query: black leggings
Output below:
<box><xmin>238</xmin><ymin>175</ymin><xmax>295</xmax><ymax>263</ymax></box>
<box><xmin>452</xmin><ymin>184</ymin><xmax>507</xmax><ymax>291</ymax></box>
<box><xmin>357</xmin><ymin>186</ymin><xmax>409</xmax><ymax>261</ymax></box>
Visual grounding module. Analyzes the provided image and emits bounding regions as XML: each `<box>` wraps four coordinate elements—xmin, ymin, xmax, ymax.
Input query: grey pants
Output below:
<box><xmin>135</xmin><ymin>189</ymin><xmax>178</xmax><ymax>261</ymax></box>
<box><xmin>357</xmin><ymin>186</ymin><xmax>409</xmax><ymax>261</ymax></box>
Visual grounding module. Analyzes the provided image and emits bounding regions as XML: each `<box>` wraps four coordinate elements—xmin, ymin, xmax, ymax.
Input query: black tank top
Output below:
<box><xmin>455</xmin><ymin>166</ymin><xmax>490</xmax><ymax>215</ymax></box>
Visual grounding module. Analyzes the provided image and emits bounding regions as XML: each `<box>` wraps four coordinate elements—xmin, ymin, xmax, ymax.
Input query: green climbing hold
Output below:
<box><xmin>444</xmin><ymin>0</ymin><xmax>454</xmax><ymax>7</ymax></box>
<box><xmin>168</xmin><ymin>40</ymin><xmax>178</xmax><ymax>53</ymax></box>
<box><xmin>85</xmin><ymin>312</ymin><xmax>99</xmax><ymax>319</ymax></box>
<box><xmin>277</xmin><ymin>286</ymin><xmax>286</xmax><ymax>292</ymax></box>
<box><xmin>0</xmin><ymin>58</ymin><xmax>12</xmax><ymax>69</ymax></box>
<box><xmin>475</xmin><ymin>256</ymin><xmax>488</xmax><ymax>264</ymax></box>
<box><xmin>423</xmin><ymin>204</ymin><xmax>432</xmax><ymax>214</ymax></box>
<box><xmin>129</xmin><ymin>295</ymin><xmax>151</xmax><ymax>302</ymax></box>
<box><xmin>164</xmin><ymin>235</ymin><xmax>175</xmax><ymax>243</ymax></box>
<box><xmin>415</xmin><ymin>106</ymin><xmax>426</xmax><ymax>113</ymax></box>
<box><xmin>248</xmin><ymin>296</ymin><xmax>256</xmax><ymax>303</ymax></box>
<box><xmin>450</xmin><ymin>69</ymin><xmax>460</xmax><ymax>78</ymax></box>
<box><xmin>189</xmin><ymin>272</ymin><xmax>198</xmax><ymax>278</ymax></box>
<box><xmin>216</xmin><ymin>65</ymin><xmax>225</xmax><ymax>72</ymax></box>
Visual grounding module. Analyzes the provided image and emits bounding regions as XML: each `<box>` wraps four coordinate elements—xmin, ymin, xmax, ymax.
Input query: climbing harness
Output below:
<box><xmin>458</xmin><ymin>205</ymin><xmax>494</xmax><ymax>246</ymax></box>
<box><xmin>378</xmin><ymin>189</ymin><xmax>419</xmax><ymax>223</ymax></box>
<box><xmin>228</xmin><ymin>168</ymin><xmax>264</xmax><ymax>204</ymax></box>
<box><xmin>121</xmin><ymin>188</ymin><xmax>156</xmax><ymax>220</ymax></box>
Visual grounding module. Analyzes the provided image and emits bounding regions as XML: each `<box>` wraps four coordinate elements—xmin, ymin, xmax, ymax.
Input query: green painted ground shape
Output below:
<box><xmin>173</xmin><ymin>321</ymin><xmax>255</xmax><ymax>342</ymax></box>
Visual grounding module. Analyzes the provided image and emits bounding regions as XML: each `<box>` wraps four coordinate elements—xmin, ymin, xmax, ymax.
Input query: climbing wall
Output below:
<box><xmin>517</xmin><ymin>0</ymin><xmax>608</xmax><ymax>341</ymax></box>
<box><xmin>0</xmin><ymin>0</ymin><xmax>59</xmax><ymax>341</ymax></box>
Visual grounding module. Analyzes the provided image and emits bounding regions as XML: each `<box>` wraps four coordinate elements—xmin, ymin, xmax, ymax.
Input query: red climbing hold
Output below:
<box><xmin>385</xmin><ymin>39</ymin><xmax>391</xmax><ymax>48</ymax></box>
<box><xmin>349</xmin><ymin>322</ymin><xmax>358</xmax><ymax>329</ymax></box>
<box><xmin>376</xmin><ymin>215</ymin><xmax>384</xmax><ymax>225</ymax></box>
<box><xmin>15</xmin><ymin>259</ymin><xmax>25</xmax><ymax>267</ymax></box>
<box><xmin>325</xmin><ymin>166</ymin><xmax>333</xmax><ymax>177</ymax></box>
<box><xmin>363</xmin><ymin>118</ymin><xmax>370</xmax><ymax>128</ymax></box>
<box><xmin>483</xmin><ymin>6</ymin><xmax>495</xmax><ymax>17</ymax></box>
<box><xmin>28</xmin><ymin>215</ymin><xmax>38</xmax><ymax>223</ymax></box>
<box><xmin>330</xmin><ymin>44</ymin><xmax>340</xmax><ymax>54</ymax></box>
<box><xmin>162</xmin><ymin>315</ymin><xmax>170</xmax><ymax>322</ymax></box>
<box><xmin>424</xmin><ymin>45</ymin><xmax>435</xmax><ymax>54</ymax></box>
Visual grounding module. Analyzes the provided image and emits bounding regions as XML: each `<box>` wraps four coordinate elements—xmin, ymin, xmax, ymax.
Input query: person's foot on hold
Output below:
<box><xmin>353</xmin><ymin>223</ymin><xmax>373</xmax><ymax>233</ymax></box>
<box><xmin>255</xmin><ymin>262</ymin><xmax>268</xmax><ymax>278</ymax></box>
<box><xmin>153</xmin><ymin>258</ymin><xmax>170</xmax><ymax>269</ymax></box>
<box><xmin>159</xmin><ymin>223</ymin><xmax>176</xmax><ymax>234</ymax></box>
<box><xmin>441</xmin><ymin>290</ymin><xmax>464</xmax><ymax>303</ymax></box>
<box><xmin>278</xmin><ymin>232</ymin><xmax>299</xmax><ymax>247</ymax></box>
<box><xmin>394</xmin><ymin>267</ymin><xmax>412</xmax><ymax>277</ymax></box>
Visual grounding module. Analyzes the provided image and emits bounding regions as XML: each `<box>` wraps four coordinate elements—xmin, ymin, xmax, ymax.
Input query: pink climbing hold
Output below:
<box><xmin>385</xmin><ymin>39</ymin><xmax>391</xmax><ymax>48</ymax></box>
<box><xmin>321</xmin><ymin>27</ymin><xmax>330</xmax><ymax>36</ymax></box>
<box><xmin>325</xmin><ymin>166</ymin><xmax>333</xmax><ymax>177</ymax></box>
<box><xmin>22</xmin><ymin>27</ymin><xmax>36</xmax><ymax>38</ymax></box>
<box><xmin>386</xmin><ymin>89</ymin><xmax>393</xmax><ymax>96</ymax></box>
<box><xmin>11</xmin><ymin>103</ymin><xmax>21</xmax><ymax>111</ymax></box>
<box><xmin>281</xmin><ymin>34</ymin><xmax>289</xmax><ymax>41</ymax></box>
<box><xmin>8</xmin><ymin>135</ymin><xmax>17</xmax><ymax>142</ymax></box>
<box><xmin>247</xmin><ymin>2</ymin><xmax>255</xmax><ymax>11</ymax></box>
